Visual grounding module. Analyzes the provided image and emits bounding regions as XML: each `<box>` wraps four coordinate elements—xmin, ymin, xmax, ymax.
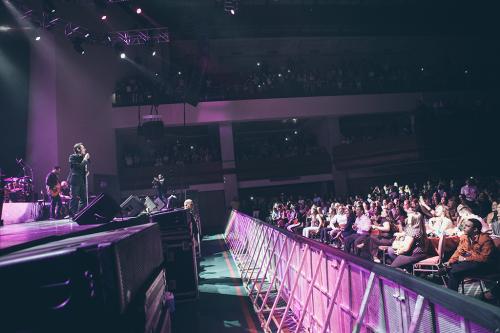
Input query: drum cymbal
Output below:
<box><xmin>3</xmin><ymin>177</ymin><xmax>20</xmax><ymax>182</ymax></box>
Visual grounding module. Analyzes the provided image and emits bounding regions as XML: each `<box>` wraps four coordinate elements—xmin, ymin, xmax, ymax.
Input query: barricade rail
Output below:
<box><xmin>224</xmin><ymin>210</ymin><xmax>500</xmax><ymax>333</ymax></box>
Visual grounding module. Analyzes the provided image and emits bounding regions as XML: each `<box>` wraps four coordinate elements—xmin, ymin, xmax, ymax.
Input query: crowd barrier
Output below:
<box><xmin>224</xmin><ymin>211</ymin><xmax>500</xmax><ymax>333</ymax></box>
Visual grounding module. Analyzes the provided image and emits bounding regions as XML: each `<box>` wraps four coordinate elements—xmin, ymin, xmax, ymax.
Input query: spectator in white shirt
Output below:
<box><xmin>343</xmin><ymin>206</ymin><xmax>372</xmax><ymax>253</ymax></box>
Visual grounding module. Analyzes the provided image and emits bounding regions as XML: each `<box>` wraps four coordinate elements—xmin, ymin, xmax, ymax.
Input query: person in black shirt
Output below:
<box><xmin>152</xmin><ymin>174</ymin><xmax>166</xmax><ymax>203</ymax></box>
<box><xmin>45</xmin><ymin>166</ymin><xmax>62</xmax><ymax>219</ymax></box>
<box><xmin>68</xmin><ymin>143</ymin><xmax>90</xmax><ymax>217</ymax></box>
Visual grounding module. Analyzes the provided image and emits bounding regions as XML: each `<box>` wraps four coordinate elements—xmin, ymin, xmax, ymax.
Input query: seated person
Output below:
<box><xmin>426</xmin><ymin>205</ymin><xmax>453</xmax><ymax>236</ymax></box>
<box><xmin>387</xmin><ymin>209</ymin><xmax>428</xmax><ymax>272</ymax></box>
<box><xmin>343</xmin><ymin>206</ymin><xmax>372</xmax><ymax>254</ymax></box>
<box><xmin>453</xmin><ymin>206</ymin><xmax>490</xmax><ymax>235</ymax></box>
<box><xmin>319</xmin><ymin>205</ymin><xmax>337</xmax><ymax>243</ymax></box>
<box><xmin>444</xmin><ymin>218</ymin><xmax>496</xmax><ymax>291</ymax></box>
<box><xmin>485</xmin><ymin>201</ymin><xmax>498</xmax><ymax>225</ymax></box>
<box><xmin>488</xmin><ymin>203</ymin><xmax>500</xmax><ymax>237</ymax></box>
<box><xmin>359</xmin><ymin>208</ymin><xmax>397</xmax><ymax>262</ymax></box>
<box><xmin>302</xmin><ymin>206</ymin><xmax>323</xmax><ymax>238</ymax></box>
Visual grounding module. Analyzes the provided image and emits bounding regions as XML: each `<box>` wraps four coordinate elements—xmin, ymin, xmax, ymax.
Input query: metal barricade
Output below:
<box><xmin>224</xmin><ymin>210</ymin><xmax>500</xmax><ymax>333</ymax></box>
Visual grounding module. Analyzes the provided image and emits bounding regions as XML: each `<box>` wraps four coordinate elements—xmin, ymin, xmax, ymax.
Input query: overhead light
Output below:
<box><xmin>120</xmin><ymin>52</ymin><xmax>126</xmax><ymax>59</ymax></box>
<box><xmin>152</xmin><ymin>50</ymin><xmax>156</xmax><ymax>56</ymax></box>
<box><xmin>101</xmin><ymin>15</ymin><xmax>107</xmax><ymax>20</ymax></box>
<box><xmin>35</xmin><ymin>36</ymin><xmax>41</xmax><ymax>41</ymax></box>
<box><xmin>136</xmin><ymin>8</ymin><xmax>142</xmax><ymax>14</ymax></box>
<box><xmin>43</xmin><ymin>0</ymin><xmax>56</xmax><ymax>14</ymax></box>
<box><xmin>84</xmin><ymin>33</ymin><xmax>90</xmax><ymax>38</ymax></box>
<box><xmin>224</xmin><ymin>0</ymin><xmax>239</xmax><ymax>15</ymax></box>
<box><xmin>72</xmin><ymin>37</ymin><xmax>85</xmax><ymax>55</ymax></box>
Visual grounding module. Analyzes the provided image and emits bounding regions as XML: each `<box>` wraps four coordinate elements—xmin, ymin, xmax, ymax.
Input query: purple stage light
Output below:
<box><xmin>101</xmin><ymin>15</ymin><xmax>107</xmax><ymax>20</ymax></box>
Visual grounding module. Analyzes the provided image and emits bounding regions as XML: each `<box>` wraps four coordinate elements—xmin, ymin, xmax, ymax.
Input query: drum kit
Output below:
<box><xmin>2</xmin><ymin>176</ymin><xmax>34</xmax><ymax>203</ymax></box>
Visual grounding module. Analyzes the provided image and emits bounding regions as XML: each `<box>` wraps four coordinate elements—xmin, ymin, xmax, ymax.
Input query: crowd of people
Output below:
<box><xmin>235</xmin><ymin>132</ymin><xmax>325</xmax><ymax>161</ymax></box>
<box><xmin>122</xmin><ymin>141</ymin><xmax>220</xmax><ymax>168</ymax></box>
<box><xmin>113</xmin><ymin>57</ymin><xmax>481</xmax><ymax>106</ymax></box>
<box><xmin>258</xmin><ymin>177</ymin><xmax>500</xmax><ymax>301</ymax></box>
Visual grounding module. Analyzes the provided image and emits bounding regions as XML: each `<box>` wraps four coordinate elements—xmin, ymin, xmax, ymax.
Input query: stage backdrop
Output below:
<box><xmin>0</xmin><ymin>32</ymin><xmax>30</xmax><ymax>177</ymax></box>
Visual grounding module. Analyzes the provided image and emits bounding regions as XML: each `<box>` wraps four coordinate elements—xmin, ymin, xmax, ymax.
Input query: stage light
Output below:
<box><xmin>224</xmin><ymin>0</ymin><xmax>238</xmax><ymax>15</ymax></box>
<box><xmin>72</xmin><ymin>37</ymin><xmax>85</xmax><ymax>55</ymax></box>
<box><xmin>152</xmin><ymin>50</ymin><xmax>156</xmax><ymax>56</ymax></box>
<box><xmin>43</xmin><ymin>0</ymin><xmax>56</xmax><ymax>14</ymax></box>
<box><xmin>178</xmin><ymin>71</ymin><xmax>182</xmax><ymax>75</ymax></box>
<box><xmin>257</xmin><ymin>62</ymin><xmax>261</xmax><ymax>67</ymax></box>
<box><xmin>35</xmin><ymin>36</ymin><xmax>41</xmax><ymax>41</ymax></box>
<box><xmin>136</xmin><ymin>8</ymin><xmax>142</xmax><ymax>14</ymax></box>
<box><xmin>0</xmin><ymin>26</ymin><xmax>12</xmax><ymax>32</ymax></box>
<box><xmin>84</xmin><ymin>33</ymin><xmax>90</xmax><ymax>38</ymax></box>
<box><xmin>120</xmin><ymin>52</ymin><xmax>126</xmax><ymax>59</ymax></box>
<box><xmin>101</xmin><ymin>15</ymin><xmax>107</xmax><ymax>20</ymax></box>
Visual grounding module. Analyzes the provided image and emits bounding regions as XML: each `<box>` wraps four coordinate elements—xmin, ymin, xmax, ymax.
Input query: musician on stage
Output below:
<box><xmin>68</xmin><ymin>143</ymin><xmax>90</xmax><ymax>217</ymax></box>
<box><xmin>45</xmin><ymin>166</ymin><xmax>62</xmax><ymax>219</ymax></box>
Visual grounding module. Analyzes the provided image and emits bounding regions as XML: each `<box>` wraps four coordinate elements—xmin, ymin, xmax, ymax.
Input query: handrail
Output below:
<box><xmin>225</xmin><ymin>210</ymin><xmax>500</xmax><ymax>333</ymax></box>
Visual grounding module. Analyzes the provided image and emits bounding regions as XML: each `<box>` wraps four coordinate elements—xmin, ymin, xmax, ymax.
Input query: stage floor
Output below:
<box><xmin>172</xmin><ymin>234</ymin><xmax>262</xmax><ymax>333</ymax></box>
<box><xmin>0</xmin><ymin>219</ymin><xmax>103</xmax><ymax>255</ymax></box>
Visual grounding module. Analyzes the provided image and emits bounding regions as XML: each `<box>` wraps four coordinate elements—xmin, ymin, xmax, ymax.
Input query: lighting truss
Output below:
<box><xmin>224</xmin><ymin>0</ymin><xmax>239</xmax><ymax>14</ymax></box>
<box><xmin>109</xmin><ymin>28</ymin><xmax>170</xmax><ymax>46</ymax></box>
<box><xmin>6</xmin><ymin>0</ymin><xmax>60</xmax><ymax>29</ymax></box>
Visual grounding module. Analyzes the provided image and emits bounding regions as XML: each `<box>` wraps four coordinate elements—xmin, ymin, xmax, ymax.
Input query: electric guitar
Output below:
<box><xmin>47</xmin><ymin>183</ymin><xmax>61</xmax><ymax>197</ymax></box>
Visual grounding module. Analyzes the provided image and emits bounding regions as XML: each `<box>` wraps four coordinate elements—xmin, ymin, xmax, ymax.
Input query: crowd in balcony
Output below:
<box><xmin>113</xmin><ymin>56</ymin><xmax>481</xmax><ymax>106</ymax></box>
<box><xmin>251</xmin><ymin>177</ymin><xmax>500</xmax><ymax>302</ymax></box>
<box><xmin>235</xmin><ymin>131</ymin><xmax>326</xmax><ymax>161</ymax></box>
<box><xmin>121</xmin><ymin>140</ymin><xmax>220</xmax><ymax>168</ymax></box>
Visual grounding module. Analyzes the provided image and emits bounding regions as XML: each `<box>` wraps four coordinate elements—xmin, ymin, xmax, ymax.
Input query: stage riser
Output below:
<box><xmin>1</xmin><ymin>202</ymin><xmax>39</xmax><ymax>225</ymax></box>
<box><xmin>0</xmin><ymin>223</ymin><xmax>166</xmax><ymax>332</ymax></box>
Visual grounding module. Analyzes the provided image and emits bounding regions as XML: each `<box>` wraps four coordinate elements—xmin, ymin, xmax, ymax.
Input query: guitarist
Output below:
<box><xmin>45</xmin><ymin>166</ymin><xmax>62</xmax><ymax>219</ymax></box>
<box><xmin>68</xmin><ymin>143</ymin><xmax>90</xmax><ymax>217</ymax></box>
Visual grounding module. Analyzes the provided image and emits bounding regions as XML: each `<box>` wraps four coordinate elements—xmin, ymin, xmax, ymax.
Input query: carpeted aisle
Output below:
<box><xmin>171</xmin><ymin>234</ymin><xmax>262</xmax><ymax>333</ymax></box>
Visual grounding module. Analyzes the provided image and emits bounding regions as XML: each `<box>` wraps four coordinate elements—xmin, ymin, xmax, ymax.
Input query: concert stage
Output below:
<box><xmin>0</xmin><ymin>216</ymin><xmax>152</xmax><ymax>256</ymax></box>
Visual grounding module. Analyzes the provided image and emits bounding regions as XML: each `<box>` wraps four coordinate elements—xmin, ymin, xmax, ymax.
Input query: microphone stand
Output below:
<box><xmin>85</xmin><ymin>163</ymin><xmax>89</xmax><ymax>206</ymax></box>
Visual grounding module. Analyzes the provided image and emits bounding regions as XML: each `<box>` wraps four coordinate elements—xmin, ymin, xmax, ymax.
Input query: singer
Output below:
<box><xmin>68</xmin><ymin>142</ymin><xmax>90</xmax><ymax>217</ymax></box>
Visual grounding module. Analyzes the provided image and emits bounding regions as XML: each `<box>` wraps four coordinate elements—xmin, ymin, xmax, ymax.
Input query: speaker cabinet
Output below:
<box><xmin>74</xmin><ymin>192</ymin><xmax>120</xmax><ymax>225</ymax></box>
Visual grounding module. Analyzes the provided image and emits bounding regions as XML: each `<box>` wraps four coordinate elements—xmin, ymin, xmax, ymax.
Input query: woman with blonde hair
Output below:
<box><xmin>387</xmin><ymin>209</ymin><xmax>428</xmax><ymax>272</ymax></box>
<box><xmin>302</xmin><ymin>206</ymin><xmax>323</xmax><ymax>238</ymax></box>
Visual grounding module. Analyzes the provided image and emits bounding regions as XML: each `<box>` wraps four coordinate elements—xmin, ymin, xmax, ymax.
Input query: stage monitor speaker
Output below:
<box><xmin>120</xmin><ymin>195</ymin><xmax>146</xmax><ymax>217</ymax></box>
<box><xmin>154</xmin><ymin>197</ymin><xmax>165</xmax><ymax>211</ymax></box>
<box><xmin>74</xmin><ymin>193</ymin><xmax>120</xmax><ymax>225</ymax></box>
<box><xmin>144</xmin><ymin>196</ymin><xmax>157</xmax><ymax>213</ymax></box>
